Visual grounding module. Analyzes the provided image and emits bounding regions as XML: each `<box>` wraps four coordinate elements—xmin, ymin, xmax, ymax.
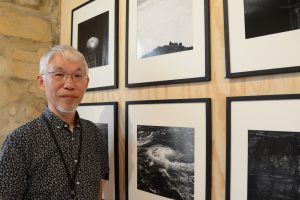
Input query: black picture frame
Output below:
<box><xmin>78</xmin><ymin>102</ymin><xmax>119</xmax><ymax>200</ymax></box>
<box><xmin>126</xmin><ymin>98</ymin><xmax>211</xmax><ymax>200</ymax></box>
<box><xmin>224</xmin><ymin>0</ymin><xmax>300</xmax><ymax>78</ymax></box>
<box><xmin>125</xmin><ymin>0</ymin><xmax>210</xmax><ymax>87</ymax></box>
<box><xmin>71</xmin><ymin>0</ymin><xmax>119</xmax><ymax>91</ymax></box>
<box><xmin>226</xmin><ymin>94</ymin><xmax>300</xmax><ymax>200</ymax></box>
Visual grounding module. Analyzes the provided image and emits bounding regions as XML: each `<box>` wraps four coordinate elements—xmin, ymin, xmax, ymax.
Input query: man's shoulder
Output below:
<box><xmin>80</xmin><ymin>118</ymin><xmax>98</xmax><ymax>129</ymax></box>
<box><xmin>80</xmin><ymin>118</ymin><xmax>102</xmax><ymax>139</ymax></box>
<box><xmin>1</xmin><ymin>116</ymin><xmax>43</xmax><ymax>153</ymax></box>
<box><xmin>7</xmin><ymin>116</ymin><xmax>43</xmax><ymax>142</ymax></box>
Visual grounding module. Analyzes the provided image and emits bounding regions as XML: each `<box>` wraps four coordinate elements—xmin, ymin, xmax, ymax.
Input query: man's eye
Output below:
<box><xmin>53</xmin><ymin>73</ymin><xmax>65</xmax><ymax>78</ymax></box>
<box><xmin>74</xmin><ymin>74</ymin><xmax>84</xmax><ymax>79</ymax></box>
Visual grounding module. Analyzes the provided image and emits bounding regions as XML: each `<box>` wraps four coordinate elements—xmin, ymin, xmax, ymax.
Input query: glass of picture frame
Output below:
<box><xmin>224</xmin><ymin>0</ymin><xmax>300</xmax><ymax>78</ymax></box>
<box><xmin>126</xmin><ymin>98</ymin><xmax>211</xmax><ymax>200</ymax></box>
<box><xmin>77</xmin><ymin>102</ymin><xmax>119</xmax><ymax>200</ymax></box>
<box><xmin>226</xmin><ymin>94</ymin><xmax>300</xmax><ymax>200</ymax></box>
<box><xmin>126</xmin><ymin>0</ymin><xmax>210</xmax><ymax>87</ymax></box>
<box><xmin>71</xmin><ymin>0</ymin><xmax>119</xmax><ymax>91</ymax></box>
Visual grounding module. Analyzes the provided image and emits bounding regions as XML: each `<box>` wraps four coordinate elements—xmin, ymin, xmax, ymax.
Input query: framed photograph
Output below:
<box><xmin>126</xmin><ymin>99</ymin><xmax>211</xmax><ymax>200</ymax></box>
<box><xmin>71</xmin><ymin>0</ymin><xmax>119</xmax><ymax>91</ymax></box>
<box><xmin>226</xmin><ymin>94</ymin><xmax>300</xmax><ymax>200</ymax></box>
<box><xmin>77</xmin><ymin>102</ymin><xmax>119</xmax><ymax>200</ymax></box>
<box><xmin>125</xmin><ymin>0</ymin><xmax>210</xmax><ymax>87</ymax></box>
<box><xmin>224</xmin><ymin>0</ymin><xmax>300</xmax><ymax>78</ymax></box>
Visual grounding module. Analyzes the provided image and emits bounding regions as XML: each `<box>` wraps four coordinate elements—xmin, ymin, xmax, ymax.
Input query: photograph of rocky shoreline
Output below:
<box><xmin>137</xmin><ymin>125</ymin><xmax>195</xmax><ymax>200</ymax></box>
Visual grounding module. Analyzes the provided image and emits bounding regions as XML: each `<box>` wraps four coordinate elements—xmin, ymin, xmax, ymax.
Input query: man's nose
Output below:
<box><xmin>65</xmin><ymin>74</ymin><xmax>74</xmax><ymax>80</ymax></box>
<box><xmin>63</xmin><ymin>75</ymin><xmax>75</xmax><ymax>88</ymax></box>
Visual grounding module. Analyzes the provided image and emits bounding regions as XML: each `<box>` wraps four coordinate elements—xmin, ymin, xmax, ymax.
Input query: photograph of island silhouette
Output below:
<box><xmin>137</xmin><ymin>0</ymin><xmax>193</xmax><ymax>59</ymax></box>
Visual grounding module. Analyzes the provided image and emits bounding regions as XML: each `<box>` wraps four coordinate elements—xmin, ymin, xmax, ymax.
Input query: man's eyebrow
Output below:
<box><xmin>51</xmin><ymin>66</ymin><xmax>84</xmax><ymax>72</ymax></box>
<box><xmin>51</xmin><ymin>66</ymin><xmax>64</xmax><ymax>71</ymax></box>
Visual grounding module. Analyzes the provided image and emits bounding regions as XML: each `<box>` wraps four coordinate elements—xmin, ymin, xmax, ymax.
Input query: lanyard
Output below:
<box><xmin>41</xmin><ymin>114</ymin><xmax>83</xmax><ymax>200</ymax></box>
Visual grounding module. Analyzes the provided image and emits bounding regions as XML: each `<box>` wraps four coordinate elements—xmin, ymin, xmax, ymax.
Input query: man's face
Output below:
<box><xmin>37</xmin><ymin>54</ymin><xmax>89</xmax><ymax>115</ymax></box>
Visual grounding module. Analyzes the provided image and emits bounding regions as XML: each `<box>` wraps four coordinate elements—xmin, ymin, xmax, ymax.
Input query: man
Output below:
<box><xmin>0</xmin><ymin>45</ymin><xmax>108</xmax><ymax>199</ymax></box>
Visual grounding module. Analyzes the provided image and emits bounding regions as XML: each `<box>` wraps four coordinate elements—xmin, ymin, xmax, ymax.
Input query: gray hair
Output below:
<box><xmin>39</xmin><ymin>45</ymin><xmax>89</xmax><ymax>74</ymax></box>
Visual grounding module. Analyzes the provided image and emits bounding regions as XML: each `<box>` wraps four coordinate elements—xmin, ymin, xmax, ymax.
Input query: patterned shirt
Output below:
<box><xmin>0</xmin><ymin>107</ymin><xmax>109</xmax><ymax>200</ymax></box>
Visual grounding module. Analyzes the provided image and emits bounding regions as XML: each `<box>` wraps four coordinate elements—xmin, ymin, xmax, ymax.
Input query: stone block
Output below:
<box><xmin>9</xmin><ymin>105</ymin><xmax>17</xmax><ymax>116</ymax></box>
<box><xmin>28</xmin><ymin>83</ymin><xmax>45</xmax><ymax>99</ymax></box>
<box><xmin>0</xmin><ymin>79</ymin><xmax>23</xmax><ymax>107</ymax></box>
<box><xmin>0</xmin><ymin>135</ymin><xmax>6</xmax><ymax>149</ymax></box>
<box><xmin>14</xmin><ymin>0</ymin><xmax>41</xmax><ymax>9</ymax></box>
<box><xmin>25</xmin><ymin>105</ymin><xmax>40</xmax><ymax>118</ymax></box>
<box><xmin>12</xmin><ymin>100</ymin><xmax>43</xmax><ymax>123</ymax></box>
<box><xmin>37</xmin><ymin>47</ymin><xmax>48</xmax><ymax>62</ymax></box>
<box><xmin>8</xmin><ymin>61</ymin><xmax>39</xmax><ymax>80</ymax></box>
<box><xmin>0</xmin><ymin>9</ymin><xmax>52</xmax><ymax>42</ymax></box>
<box><xmin>12</xmin><ymin>49</ymin><xmax>41</xmax><ymax>64</ymax></box>
<box><xmin>0</xmin><ymin>0</ymin><xmax>59</xmax><ymax>147</ymax></box>
<box><xmin>0</xmin><ymin>115</ymin><xmax>20</xmax><ymax>141</ymax></box>
<box><xmin>0</xmin><ymin>56</ymin><xmax>7</xmax><ymax>77</ymax></box>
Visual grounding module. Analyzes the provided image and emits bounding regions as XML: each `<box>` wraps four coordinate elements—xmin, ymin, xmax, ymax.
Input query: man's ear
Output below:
<box><xmin>36</xmin><ymin>75</ymin><xmax>45</xmax><ymax>91</ymax></box>
<box><xmin>86</xmin><ymin>77</ymin><xmax>89</xmax><ymax>88</ymax></box>
<box><xmin>83</xmin><ymin>77</ymin><xmax>89</xmax><ymax>92</ymax></box>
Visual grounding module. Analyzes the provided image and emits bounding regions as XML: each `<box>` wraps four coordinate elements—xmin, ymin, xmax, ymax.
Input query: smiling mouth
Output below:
<box><xmin>60</xmin><ymin>95</ymin><xmax>77</xmax><ymax>99</ymax></box>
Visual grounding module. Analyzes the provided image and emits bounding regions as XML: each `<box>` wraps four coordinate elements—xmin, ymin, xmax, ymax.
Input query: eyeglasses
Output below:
<box><xmin>41</xmin><ymin>71</ymin><xmax>89</xmax><ymax>82</ymax></box>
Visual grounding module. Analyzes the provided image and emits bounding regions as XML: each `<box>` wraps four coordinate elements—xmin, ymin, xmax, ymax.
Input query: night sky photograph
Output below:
<box><xmin>248</xmin><ymin>130</ymin><xmax>300</xmax><ymax>200</ymax></box>
<box><xmin>244</xmin><ymin>0</ymin><xmax>300</xmax><ymax>38</ymax></box>
<box><xmin>77</xmin><ymin>11</ymin><xmax>109</xmax><ymax>68</ymax></box>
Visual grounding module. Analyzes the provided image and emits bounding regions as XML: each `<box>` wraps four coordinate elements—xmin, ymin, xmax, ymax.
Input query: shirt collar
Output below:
<box><xmin>42</xmin><ymin>107</ymin><xmax>81</xmax><ymax>130</ymax></box>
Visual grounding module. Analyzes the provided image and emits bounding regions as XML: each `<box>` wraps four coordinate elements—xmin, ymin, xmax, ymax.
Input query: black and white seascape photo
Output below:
<box><xmin>248</xmin><ymin>130</ymin><xmax>300</xmax><ymax>200</ymax></box>
<box><xmin>77</xmin><ymin>12</ymin><xmax>109</xmax><ymax>68</ymax></box>
<box><xmin>137</xmin><ymin>125</ymin><xmax>195</xmax><ymax>200</ymax></box>
<box><xmin>244</xmin><ymin>0</ymin><xmax>300</xmax><ymax>39</ymax></box>
<box><xmin>137</xmin><ymin>0</ymin><xmax>193</xmax><ymax>59</ymax></box>
<box><xmin>95</xmin><ymin>123</ymin><xmax>109</xmax><ymax>180</ymax></box>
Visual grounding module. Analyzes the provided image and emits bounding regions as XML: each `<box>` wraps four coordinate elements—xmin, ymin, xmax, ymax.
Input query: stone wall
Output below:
<box><xmin>0</xmin><ymin>0</ymin><xmax>61</xmax><ymax>147</ymax></box>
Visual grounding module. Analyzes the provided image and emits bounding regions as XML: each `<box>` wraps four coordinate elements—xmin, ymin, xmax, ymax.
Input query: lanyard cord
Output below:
<box><xmin>41</xmin><ymin>114</ymin><xmax>83</xmax><ymax>199</ymax></box>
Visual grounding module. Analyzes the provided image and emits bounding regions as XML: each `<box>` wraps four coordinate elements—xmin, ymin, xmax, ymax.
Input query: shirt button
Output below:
<box><xmin>76</xmin><ymin>181</ymin><xmax>80</xmax><ymax>185</ymax></box>
<box><xmin>71</xmin><ymin>137</ymin><xmax>75</xmax><ymax>141</ymax></box>
<box><xmin>74</xmin><ymin>159</ymin><xmax>78</xmax><ymax>163</ymax></box>
<box><xmin>64</xmin><ymin>124</ymin><xmax>68</xmax><ymax>128</ymax></box>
